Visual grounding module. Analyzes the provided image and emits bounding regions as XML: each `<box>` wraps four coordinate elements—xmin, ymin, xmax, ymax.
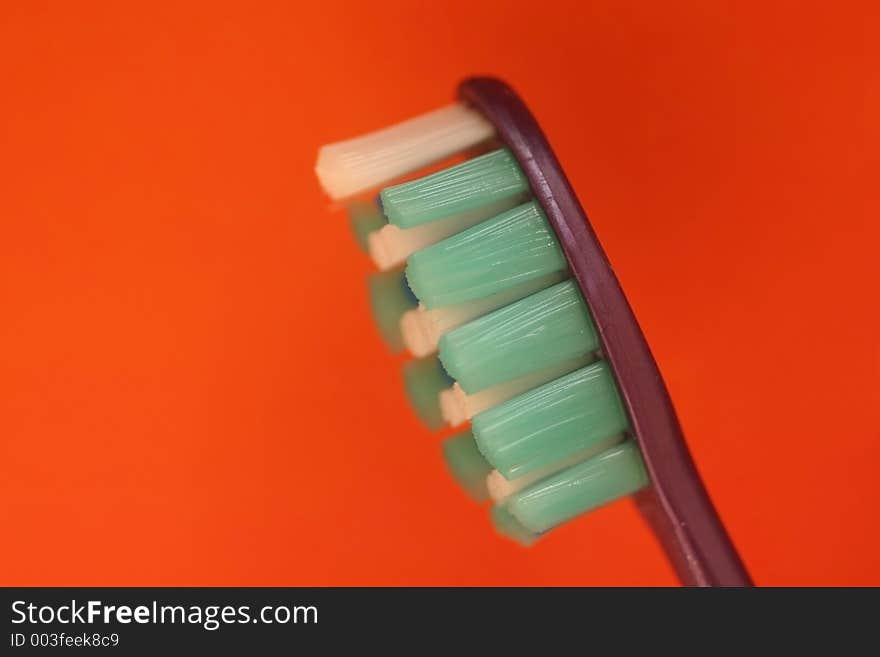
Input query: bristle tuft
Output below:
<box><xmin>316</xmin><ymin>104</ymin><xmax>494</xmax><ymax>200</ymax></box>
<box><xmin>439</xmin><ymin>280</ymin><xmax>599</xmax><ymax>394</ymax></box>
<box><xmin>380</xmin><ymin>148</ymin><xmax>528</xmax><ymax>228</ymax></box>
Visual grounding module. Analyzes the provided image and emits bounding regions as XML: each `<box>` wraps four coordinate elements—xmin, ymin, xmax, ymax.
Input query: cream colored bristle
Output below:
<box><xmin>400</xmin><ymin>308</ymin><xmax>433</xmax><ymax>358</ymax></box>
<box><xmin>367</xmin><ymin>221</ymin><xmax>457</xmax><ymax>271</ymax></box>
<box><xmin>404</xmin><ymin>307</ymin><xmax>442</xmax><ymax>357</ymax></box>
<box><xmin>440</xmin><ymin>355</ymin><xmax>594</xmax><ymax>426</ymax></box>
<box><xmin>315</xmin><ymin>103</ymin><xmax>495</xmax><ymax>200</ymax></box>
<box><xmin>456</xmin><ymin>382</ymin><xmax>512</xmax><ymax>421</ymax></box>
<box><xmin>486</xmin><ymin>470</ymin><xmax>529</xmax><ymax>503</ymax></box>
<box><xmin>403</xmin><ymin>272</ymin><xmax>568</xmax><ymax>355</ymax></box>
<box><xmin>439</xmin><ymin>385</ymin><xmax>469</xmax><ymax>427</ymax></box>
<box><xmin>366</xmin><ymin>201</ymin><xmax>514</xmax><ymax>272</ymax></box>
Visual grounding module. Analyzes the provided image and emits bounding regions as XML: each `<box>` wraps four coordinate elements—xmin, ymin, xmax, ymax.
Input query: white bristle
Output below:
<box><xmin>315</xmin><ymin>104</ymin><xmax>495</xmax><ymax>200</ymax></box>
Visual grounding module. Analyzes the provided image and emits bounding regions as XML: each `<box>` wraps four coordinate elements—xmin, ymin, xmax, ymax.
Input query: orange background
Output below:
<box><xmin>1</xmin><ymin>2</ymin><xmax>877</xmax><ymax>586</ymax></box>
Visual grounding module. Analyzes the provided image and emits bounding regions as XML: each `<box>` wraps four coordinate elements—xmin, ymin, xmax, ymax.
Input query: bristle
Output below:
<box><xmin>347</xmin><ymin>200</ymin><xmax>386</xmax><ymax>252</ymax></box>
<box><xmin>400</xmin><ymin>308</ymin><xmax>433</xmax><ymax>357</ymax></box>
<box><xmin>406</xmin><ymin>201</ymin><xmax>567</xmax><ymax>309</ymax></box>
<box><xmin>402</xmin><ymin>272</ymin><xmax>567</xmax><ymax>356</ymax></box>
<box><xmin>367</xmin><ymin>199</ymin><xmax>514</xmax><ymax>271</ymax></box>
<box><xmin>438</xmin><ymin>385</ymin><xmax>468</xmax><ymax>427</ymax></box>
<box><xmin>473</xmin><ymin>361</ymin><xmax>630</xmax><ymax>479</ymax></box>
<box><xmin>321</xmin><ymin>101</ymin><xmax>657</xmax><ymax>546</ymax></box>
<box><xmin>367</xmin><ymin>268</ymin><xmax>417</xmax><ymax>352</ymax></box>
<box><xmin>484</xmin><ymin>427</ymin><xmax>623</xmax><ymax>505</ymax></box>
<box><xmin>441</xmin><ymin>430</ymin><xmax>493</xmax><ymax>503</ymax></box>
<box><xmin>316</xmin><ymin>104</ymin><xmax>495</xmax><ymax>200</ymax></box>
<box><xmin>439</xmin><ymin>280</ymin><xmax>599</xmax><ymax>394</ymax></box>
<box><xmin>490</xmin><ymin>505</ymin><xmax>539</xmax><ymax>546</ymax></box>
<box><xmin>485</xmin><ymin>434</ymin><xmax>625</xmax><ymax>505</ymax></box>
<box><xmin>438</xmin><ymin>355</ymin><xmax>593</xmax><ymax>426</ymax></box>
<box><xmin>507</xmin><ymin>441</ymin><xmax>649</xmax><ymax>535</ymax></box>
<box><xmin>380</xmin><ymin>148</ymin><xmax>528</xmax><ymax>228</ymax></box>
<box><xmin>486</xmin><ymin>469</ymin><xmax>526</xmax><ymax>504</ymax></box>
<box><xmin>402</xmin><ymin>357</ymin><xmax>453</xmax><ymax>430</ymax></box>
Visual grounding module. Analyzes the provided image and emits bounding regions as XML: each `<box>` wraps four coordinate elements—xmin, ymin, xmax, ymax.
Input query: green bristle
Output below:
<box><xmin>490</xmin><ymin>505</ymin><xmax>539</xmax><ymax>546</ymax></box>
<box><xmin>347</xmin><ymin>200</ymin><xmax>386</xmax><ymax>251</ymax></box>
<box><xmin>508</xmin><ymin>441</ymin><xmax>649</xmax><ymax>535</ymax></box>
<box><xmin>472</xmin><ymin>361</ymin><xmax>630</xmax><ymax>479</ymax></box>
<box><xmin>367</xmin><ymin>268</ymin><xmax>416</xmax><ymax>352</ymax></box>
<box><xmin>441</xmin><ymin>430</ymin><xmax>493</xmax><ymax>503</ymax></box>
<box><xmin>402</xmin><ymin>357</ymin><xmax>452</xmax><ymax>430</ymax></box>
<box><xmin>405</xmin><ymin>201</ymin><xmax>566</xmax><ymax>309</ymax></box>
<box><xmin>438</xmin><ymin>280</ymin><xmax>599</xmax><ymax>394</ymax></box>
<box><xmin>380</xmin><ymin>148</ymin><xmax>529</xmax><ymax>229</ymax></box>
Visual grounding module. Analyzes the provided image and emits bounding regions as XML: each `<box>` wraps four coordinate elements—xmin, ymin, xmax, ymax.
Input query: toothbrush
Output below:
<box><xmin>315</xmin><ymin>77</ymin><xmax>752</xmax><ymax>587</ymax></box>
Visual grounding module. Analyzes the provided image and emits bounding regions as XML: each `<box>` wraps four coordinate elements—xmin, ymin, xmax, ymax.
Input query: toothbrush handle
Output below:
<box><xmin>460</xmin><ymin>77</ymin><xmax>752</xmax><ymax>587</ymax></box>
